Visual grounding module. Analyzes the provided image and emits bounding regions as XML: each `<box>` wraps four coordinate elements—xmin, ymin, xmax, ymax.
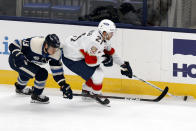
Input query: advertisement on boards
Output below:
<box><xmin>161</xmin><ymin>32</ymin><xmax>196</xmax><ymax>84</ymax></box>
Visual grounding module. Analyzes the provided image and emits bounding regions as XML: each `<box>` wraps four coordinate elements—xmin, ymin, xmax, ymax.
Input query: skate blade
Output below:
<box><xmin>31</xmin><ymin>100</ymin><xmax>50</xmax><ymax>104</ymax></box>
<box><xmin>16</xmin><ymin>92</ymin><xmax>31</xmax><ymax>96</ymax></box>
<box><xmin>81</xmin><ymin>97</ymin><xmax>94</xmax><ymax>102</ymax></box>
<box><xmin>15</xmin><ymin>89</ymin><xmax>32</xmax><ymax>95</ymax></box>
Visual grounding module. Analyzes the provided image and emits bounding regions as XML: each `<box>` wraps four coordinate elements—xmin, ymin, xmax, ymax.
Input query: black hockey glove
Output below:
<box><xmin>14</xmin><ymin>53</ymin><xmax>28</xmax><ymax>67</ymax></box>
<box><xmin>121</xmin><ymin>61</ymin><xmax>133</xmax><ymax>78</ymax></box>
<box><xmin>102</xmin><ymin>54</ymin><xmax>113</xmax><ymax>67</ymax></box>
<box><xmin>60</xmin><ymin>83</ymin><xmax>73</xmax><ymax>99</ymax></box>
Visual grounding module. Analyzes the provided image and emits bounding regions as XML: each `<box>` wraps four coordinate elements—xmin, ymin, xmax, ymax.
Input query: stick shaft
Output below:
<box><xmin>133</xmin><ymin>75</ymin><xmax>173</xmax><ymax>97</ymax></box>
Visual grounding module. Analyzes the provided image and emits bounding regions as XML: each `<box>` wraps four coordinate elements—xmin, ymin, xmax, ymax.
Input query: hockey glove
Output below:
<box><xmin>102</xmin><ymin>54</ymin><xmax>113</xmax><ymax>67</ymax></box>
<box><xmin>14</xmin><ymin>53</ymin><xmax>28</xmax><ymax>67</ymax></box>
<box><xmin>121</xmin><ymin>61</ymin><xmax>133</xmax><ymax>78</ymax></box>
<box><xmin>60</xmin><ymin>83</ymin><xmax>73</xmax><ymax>99</ymax></box>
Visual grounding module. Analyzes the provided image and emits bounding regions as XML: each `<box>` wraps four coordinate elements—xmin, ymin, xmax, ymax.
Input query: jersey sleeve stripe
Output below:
<box><xmin>51</xmin><ymin>68</ymin><xmax>64</xmax><ymax>73</ymax></box>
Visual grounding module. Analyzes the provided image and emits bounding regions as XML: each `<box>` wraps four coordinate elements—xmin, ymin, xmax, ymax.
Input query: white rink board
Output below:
<box><xmin>1</xmin><ymin>20</ymin><xmax>196</xmax><ymax>84</ymax></box>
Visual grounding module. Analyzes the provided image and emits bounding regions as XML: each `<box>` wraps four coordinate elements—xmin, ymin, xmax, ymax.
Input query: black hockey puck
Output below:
<box><xmin>183</xmin><ymin>96</ymin><xmax>188</xmax><ymax>101</ymax></box>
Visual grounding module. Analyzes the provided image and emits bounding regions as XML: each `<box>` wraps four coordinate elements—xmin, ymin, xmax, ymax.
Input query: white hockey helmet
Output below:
<box><xmin>98</xmin><ymin>19</ymin><xmax>116</xmax><ymax>34</ymax></box>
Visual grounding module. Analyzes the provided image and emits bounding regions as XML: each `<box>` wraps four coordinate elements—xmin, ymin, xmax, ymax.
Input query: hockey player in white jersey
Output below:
<box><xmin>9</xmin><ymin>34</ymin><xmax>73</xmax><ymax>104</ymax></box>
<box><xmin>61</xmin><ymin>19</ymin><xmax>132</xmax><ymax>105</ymax></box>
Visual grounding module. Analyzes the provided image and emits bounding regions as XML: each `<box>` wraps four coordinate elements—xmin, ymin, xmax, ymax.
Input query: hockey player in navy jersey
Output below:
<box><xmin>61</xmin><ymin>19</ymin><xmax>132</xmax><ymax>105</ymax></box>
<box><xmin>8</xmin><ymin>34</ymin><xmax>73</xmax><ymax>104</ymax></box>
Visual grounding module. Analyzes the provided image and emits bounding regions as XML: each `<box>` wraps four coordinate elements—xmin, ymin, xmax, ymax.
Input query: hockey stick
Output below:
<box><xmin>73</xmin><ymin>86</ymin><xmax>168</xmax><ymax>102</ymax></box>
<box><xmin>121</xmin><ymin>62</ymin><xmax>172</xmax><ymax>100</ymax></box>
<box><xmin>122</xmin><ymin>61</ymin><xmax>188</xmax><ymax>101</ymax></box>
<box><xmin>133</xmin><ymin>75</ymin><xmax>188</xmax><ymax>101</ymax></box>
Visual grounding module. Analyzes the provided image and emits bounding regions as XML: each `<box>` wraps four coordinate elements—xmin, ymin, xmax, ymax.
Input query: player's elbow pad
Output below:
<box><xmin>85</xmin><ymin>56</ymin><xmax>98</xmax><ymax>65</ymax></box>
<box><xmin>9</xmin><ymin>43</ymin><xmax>16</xmax><ymax>52</ymax></box>
<box><xmin>9</xmin><ymin>43</ymin><xmax>21</xmax><ymax>56</ymax></box>
<box><xmin>80</xmin><ymin>49</ymin><xmax>98</xmax><ymax>66</ymax></box>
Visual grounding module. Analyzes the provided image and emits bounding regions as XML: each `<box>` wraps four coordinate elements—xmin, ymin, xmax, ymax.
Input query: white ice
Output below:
<box><xmin>0</xmin><ymin>84</ymin><xmax>196</xmax><ymax>131</ymax></box>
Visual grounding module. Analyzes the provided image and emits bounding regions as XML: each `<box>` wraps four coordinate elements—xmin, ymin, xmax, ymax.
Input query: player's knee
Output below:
<box><xmin>35</xmin><ymin>68</ymin><xmax>48</xmax><ymax>81</ymax></box>
<box><xmin>92</xmin><ymin>68</ymin><xmax>104</xmax><ymax>84</ymax></box>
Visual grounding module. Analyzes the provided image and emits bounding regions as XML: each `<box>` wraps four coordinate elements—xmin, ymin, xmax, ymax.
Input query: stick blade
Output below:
<box><xmin>153</xmin><ymin>86</ymin><xmax>169</xmax><ymax>102</ymax></box>
<box><xmin>141</xmin><ymin>86</ymin><xmax>169</xmax><ymax>102</ymax></box>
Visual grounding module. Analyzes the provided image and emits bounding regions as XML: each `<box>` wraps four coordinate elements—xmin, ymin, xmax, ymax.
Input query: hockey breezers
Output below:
<box><xmin>73</xmin><ymin>86</ymin><xmax>168</xmax><ymax>102</ymax></box>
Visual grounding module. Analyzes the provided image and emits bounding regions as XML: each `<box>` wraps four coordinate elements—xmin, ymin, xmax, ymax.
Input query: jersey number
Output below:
<box><xmin>22</xmin><ymin>38</ymin><xmax>30</xmax><ymax>47</ymax></box>
<box><xmin>96</xmin><ymin>36</ymin><xmax>101</xmax><ymax>43</ymax></box>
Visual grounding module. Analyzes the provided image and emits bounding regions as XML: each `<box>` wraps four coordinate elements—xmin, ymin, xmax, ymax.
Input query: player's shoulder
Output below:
<box><xmin>29</xmin><ymin>36</ymin><xmax>45</xmax><ymax>54</ymax></box>
<box><xmin>30</xmin><ymin>36</ymin><xmax>45</xmax><ymax>44</ymax></box>
<box><xmin>86</xmin><ymin>30</ymin><xmax>100</xmax><ymax>37</ymax></box>
<box><xmin>86</xmin><ymin>30</ymin><xmax>102</xmax><ymax>43</ymax></box>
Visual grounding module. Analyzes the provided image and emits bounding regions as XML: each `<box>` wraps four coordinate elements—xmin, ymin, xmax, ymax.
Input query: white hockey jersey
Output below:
<box><xmin>62</xmin><ymin>29</ymin><xmax>124</xmax><ymax>67</ymax></box>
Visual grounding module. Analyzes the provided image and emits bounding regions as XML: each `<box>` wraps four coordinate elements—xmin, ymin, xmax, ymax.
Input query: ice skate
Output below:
<box><xmin>31</xmin><ymin>94</ymin><xmax>49</xmax><ymax>104</ymax></box>
<box><xmin>15</xmin><ymin>82</ymin><xmax>32</xmax><ymax>95</ymax></box>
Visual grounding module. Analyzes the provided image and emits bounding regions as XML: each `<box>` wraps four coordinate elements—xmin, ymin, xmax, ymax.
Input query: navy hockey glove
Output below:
<box><xmin>14</xmin><ymin>53</ymin><xmax>28</xmax><ymax>67</ymax></box>
<box><xmin>60</xmin><ymin>83</ymin><xmax>73</xmax><ymax>99</ymax></box>
<box><xmin>102</xmin><ymin>54</ymin><xmax>113</xmax><ymax>67</ymax></box>
<box><xmin>121</xmin><ymin>61</ymin><xmax>133</xmax><ymax>78</ymax></box>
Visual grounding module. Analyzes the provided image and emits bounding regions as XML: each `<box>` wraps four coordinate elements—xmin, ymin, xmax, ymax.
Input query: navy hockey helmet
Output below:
<box><xmin>45</xmin><ymin>34</ymin><xmax>60</xmax><ymax>48</ymax></box>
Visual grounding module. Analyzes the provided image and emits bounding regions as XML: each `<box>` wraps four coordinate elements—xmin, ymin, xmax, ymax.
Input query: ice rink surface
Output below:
<box><xmin>0</xmin><ymin>85</ymin><xmax>196</xmax><ymax>131</ymax></box>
